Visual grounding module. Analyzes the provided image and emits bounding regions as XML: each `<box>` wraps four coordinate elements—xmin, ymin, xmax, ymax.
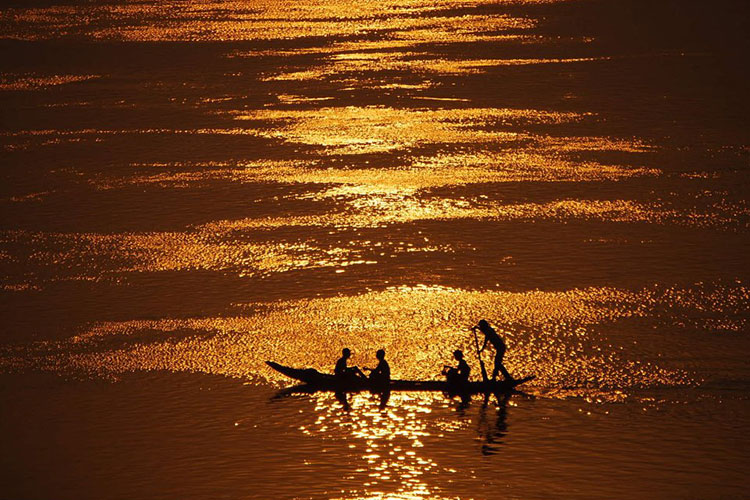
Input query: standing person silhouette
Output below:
<box><xmin>473</xmin><ymin>319</ymin><xmax>514</xmax><ymax>382</ymax></box>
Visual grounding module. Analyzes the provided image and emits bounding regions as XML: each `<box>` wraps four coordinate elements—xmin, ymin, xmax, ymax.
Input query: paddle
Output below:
<box><xmin>471</xmin><ymin>326</ymin><xmax>489</xmax><ymax>383</ymax></box>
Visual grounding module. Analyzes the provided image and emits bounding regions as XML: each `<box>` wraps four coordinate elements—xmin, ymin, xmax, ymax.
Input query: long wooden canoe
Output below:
<box><xmin>266</xmin><ymin>361</ymin><xmax>535</xmax><ymax>394</ymax></box>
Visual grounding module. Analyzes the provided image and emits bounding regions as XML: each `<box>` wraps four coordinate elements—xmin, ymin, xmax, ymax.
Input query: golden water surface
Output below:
<box><xmin>1</xmin><ymin>0</ymin><xmax>749</xmax><ymax>498</ymax></box>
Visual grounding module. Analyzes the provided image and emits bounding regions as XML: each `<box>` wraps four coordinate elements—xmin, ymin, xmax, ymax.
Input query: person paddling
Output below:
<box><xmin>363</xmin><ymin>349</ymin><xmax>390</xmax><ymax>387</ymax></box>
<box><xmin>335</xmin><ymin>348</ymin><xmax>366</xmax><ymax>382</ymax></box>
<box><xmin>442</xmin><ymin>349</ymin><xmax>470</xmax><ymax>385</ymax></box>
<box><xmin>473</xmin><ymin>319</ymin><xmax>514</xmax><ymax>382</ymax></box>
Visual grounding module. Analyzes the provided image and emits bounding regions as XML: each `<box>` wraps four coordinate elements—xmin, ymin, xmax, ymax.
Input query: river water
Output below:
<box><xmin>1</xmin><ymin>0</ymin><xmax>748</xmax><ymax>498</ymax></box>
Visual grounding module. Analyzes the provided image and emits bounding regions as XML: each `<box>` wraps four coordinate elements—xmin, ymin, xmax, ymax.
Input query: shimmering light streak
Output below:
<box><xmin>6</xmin><ymin>283</ymin><xmax>742</xmax><ymax>403</ymax></box>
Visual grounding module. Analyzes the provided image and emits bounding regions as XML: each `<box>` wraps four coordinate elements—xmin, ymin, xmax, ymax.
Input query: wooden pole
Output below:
<box><xmin>472</xmin><ymin>327</ymin><xmax>489</xmax><ymax>382</ymax></box>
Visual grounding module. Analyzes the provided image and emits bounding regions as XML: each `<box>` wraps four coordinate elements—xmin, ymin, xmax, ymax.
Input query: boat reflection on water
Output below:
<box><xmin>447</xmin><ymin>389</ymin><xmax>526</xmax><ymax>455</ymax></box>
<box><xmin>274</xmin><ymin>384</ymin><xmax>392</xmax><ymax>411</ymax></box>
<box><xmin>271</xmin><ymin>380</ymin><xmax>526</xmax><ymax>496</ymax></box>
<box><xmin>274</xmin><ymin>382</ymin><xmax>524</xmax><ymax>456</ymax></box>
<box><xmin>477</xmin><ymin>393</ymin><xmax>510</xmax><ymax>456</ymax></box>
<box><xmin>335</xmin><ymin>390</ymin><xmax>351</xmax><ymax>411</ymax></box>
<box><xmin>334</xmin><ymin>388</ymin><xmax>391</xmax><ymax>411</ymax></box>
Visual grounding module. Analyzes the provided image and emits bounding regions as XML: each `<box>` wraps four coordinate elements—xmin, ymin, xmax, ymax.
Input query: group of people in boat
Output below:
<box><xmin>334</xmin><ymin>319</ymin><xmax>514</xmax><ymax>386</ymax></box>
<box><xmin>335</xmin><ymin>347</ymin><xmax>391</xmax><ymax>385</ymax></box>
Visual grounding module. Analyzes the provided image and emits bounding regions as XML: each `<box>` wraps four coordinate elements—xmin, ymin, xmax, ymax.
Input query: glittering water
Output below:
<box><xmin>1</xmin><ymin>0</ymin><xmax>749</xmax><ymax>498</ymax></box>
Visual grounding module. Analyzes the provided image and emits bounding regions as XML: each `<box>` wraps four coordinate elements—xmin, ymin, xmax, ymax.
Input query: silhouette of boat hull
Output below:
<box><xmin>266</xmin><ymin>361</ymin><xmax>535</xmax><ymax>393</ymax></box>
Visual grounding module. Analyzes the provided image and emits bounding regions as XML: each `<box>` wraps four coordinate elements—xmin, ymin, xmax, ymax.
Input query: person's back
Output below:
<box><xmin>443</xmin><ymin>349</ymin><xmax>470</xmax><ymax>386</ymax></box>
<box><xmin>372</xmin><ymin>359</ymin><xmax>390</xmax><ymax>380</ymax></box>
<box><xmin>456</xmin><ymin>357</ymin><xmax>470</xmax><ymax>383</ymax></box>
<box><xmin>335</xmin><ymin>349</ymin><xmax>350</xmax><ymax>377</ymax></box>
<box><xmin>480</xmin><ymin>321</ymin><xmax>505</xmax><ymax>350</ymax></box>
<box><xmin>367</xmin><ymin>349</ymin><xmax>390</xmax><ymax>386</ymax></box>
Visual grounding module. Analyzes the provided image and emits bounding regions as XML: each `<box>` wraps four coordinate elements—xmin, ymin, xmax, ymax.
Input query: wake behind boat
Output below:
<box><xmin>266</xmin><ymin>361</ymin><xmax>535</xmax><ymax>394</ymax></box>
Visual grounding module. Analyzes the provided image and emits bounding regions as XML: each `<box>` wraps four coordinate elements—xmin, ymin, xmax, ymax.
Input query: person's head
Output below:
<box><xmin>453</xmin><ymin>349</ymin><xmax>463</xmax><ymax>360</ymax></box>
<box><xmin>376</xmin><ymin>349</ymin><xmax>385</xmax><ymax>360</ymax></box>
<box><xmin>478</xmin><ymin>319</ymin><xmax>489</xmax><ymax>332</ymax></box>
<box><xmin>342</xmin><ymin>348</ymin><xmax>351</xmax><ymax>358</ymax></box>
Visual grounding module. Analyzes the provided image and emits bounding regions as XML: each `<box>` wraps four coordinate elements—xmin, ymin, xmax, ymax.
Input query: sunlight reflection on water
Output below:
<box><xmin>1</xmin><ymin>0</ymin><xmax>749</xmax><ymax>497</ymax></box>
<box><xmin>8</xmin><ymin>282</ymin><xmax>745</xmax><ymax>404</ymax></box>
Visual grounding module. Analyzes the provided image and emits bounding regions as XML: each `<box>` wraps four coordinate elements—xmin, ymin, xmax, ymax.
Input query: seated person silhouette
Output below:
<box><xmin>442</xmin><ymin>349</ymin><xmax>470</xmax><ymax>386</ymax></box>
<box><xmin>363</xmin><ymin>349</ymin><xmax>390</xmax><ymax>388</ymax></box>
<box><xmin>335</xmin><ymin>348</ymin><xmax>366</xmax><ymax>382</ymax></box>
